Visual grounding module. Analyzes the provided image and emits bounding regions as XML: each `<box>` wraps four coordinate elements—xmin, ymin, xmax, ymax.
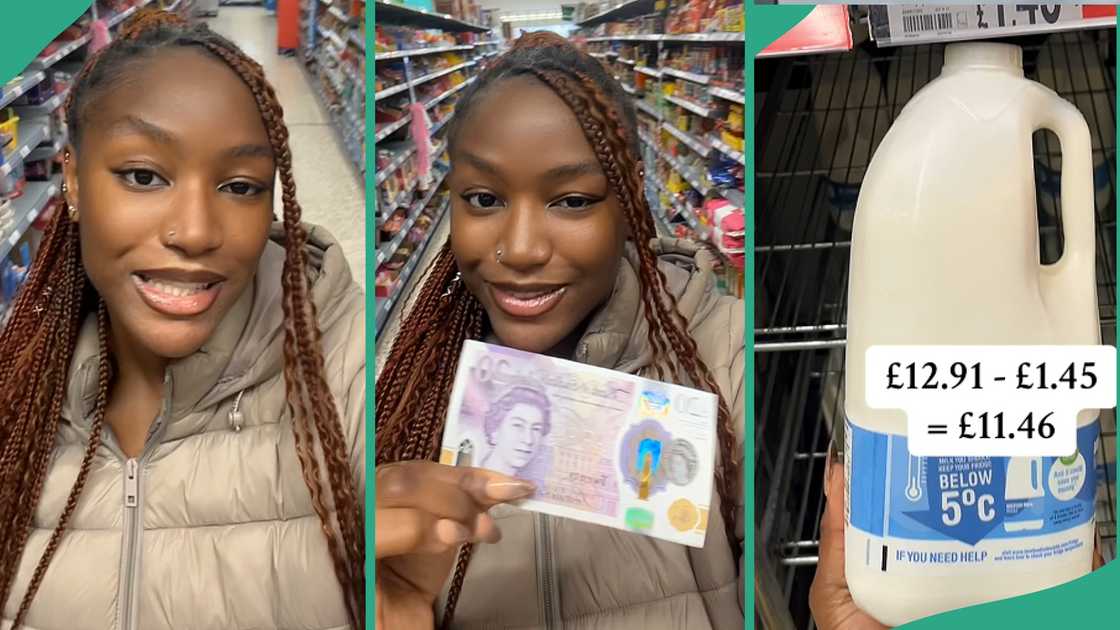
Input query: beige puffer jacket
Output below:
<box><xmin>437</xmin><ymin>239</ymin><xmax>745</xmax><ymax>629</ymax></box>
<box><xmin>3</xmin><ymin>225</ymin><xmax>366</xmax><ymax>630</ymax></box>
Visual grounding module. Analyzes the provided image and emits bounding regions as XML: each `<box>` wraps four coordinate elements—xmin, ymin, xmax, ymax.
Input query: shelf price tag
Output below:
<box><xmin>866</xmin><ymin>345</ymin><xmax>1116</xmax><ymax>457</ymax></box>
<box><xmin>871</xmin><ymin>4</ymin><xmax>1116</xmax><ymax>47</ymax></box>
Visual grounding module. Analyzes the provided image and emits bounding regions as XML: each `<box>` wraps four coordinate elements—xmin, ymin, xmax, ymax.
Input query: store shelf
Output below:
<box><xmin>30</xmin><ymin>35</ymin><xmax>90</xmax><ymax>71</ymax></box>
<box><xmin>350</xmin><ymin>31</ymin><xmax>365</xmax><ymax>51</ymax></box>
<box><xmin>327</xmin><ymin>5</ymin><xmax>350</xmax><ymax>23</ymax></box>
<box><xmin>1</xmin><ymin>178</ymin><xmax>57</xmax><ymax>264</ymax></box>
<box><xmin>0</xmin><ymin>72</ymin><xmax>46</xmax><ymax>110</ymax></box>
<box><xmin>377</xmin><ymin>195</ymin><xmax>450</xmax><ymax>336</ymax></box>
<box><xmin>0</xmin><ymin>123</ymin><xmax>48</xmax><ymax>178</ymax></box>
<box><xmin>661</xmin><ymin>67</ymin><xmax>711</xmax><ymax>86</ymax></box>
<box><xmin>621</xmin><ymin>83</ymin><xmax>636</xmax><ymax>95</ymax></box>
<box><xmin>659</xmin><ymin>149</ymin><xmax>711</xmax><ymax>195</ymax></box>
<box><xmin>619</xmin><ymin>57</ymin><xmax>636</xmax><ymax>66</ymax></box>
<box><xmin>375</xmin><ymin>81</ymin><xmax>409</xmax><ymax>101</ymax></box>
<box><xmin>374</xmin><ymin>1</ymin><xmax>489</xmax><ymax>33</ymax></box>
<box><xmin>27</xmin><ymin>126</ymin><xmax>66</xmax><ymax>162</ymax></box>
<box><xmin>323</xmin><ymin>28</ymin><xmax>346</xmax><ymax>50</ymax></box>
<box><xmin>709</xmin><ymin>86</ymin><xmax>744</xmax><ymax>105</ymax></box>
<box><xmin>665</xmin><ymin>94</ymin><xmax>712</xmax><ymax>118</ymax></box>
<box><xmin>376</xmin><ymin>44</ymin><xmax>474</xmax><ymax>60</ymax></box>
<box><xmin>654</xmin><ymin>178</ymin><xmax>709</xmax><ymax>239</ymax></box>
<box><xmin>635</xmin><ymin>99</ymin><xmax>658</xmax><ymax>118</ymax></box>
<box><xmin>378</xmin><ymin>168</ymin><xmax>449</xmax><ymax>266</ymax></box>
<box><xmin>107</xmin><ymin>0</ymin><xmax>152</xmax><ymax>29</ymax></box>
<box><xmin>376</xmin><ymin>116</ymin><xmax>411</xmax><ymax>142</ymax></box>
<box><xmin>635</xmin><ymin>65</ymin><xmax>661</xmax><ymax>79</ymax></box>
<box><xmin>590</xmin><ymin>52</ymin><xmax>608</xmax><ymax>59</ymax></box>
<box><xmin>586</xmin><ymin>33</ymin><xmax>742</xmax><ymax>43</ymax></box>
<box><xmin>425</xmin><ymin>76</ymin><xmax>475</xmax><ymax>109</ymax></box>
<box><xmin>577</xmin><ymin>0</ymin><xmax>655</xmax><ymax>27</ymax></box>
<box><xmin>373</xmin><ymin>61</ymin><xmax>475</xmax><ymax>101</ymax></box>
<box><xmin>16</xmin><ymin>88</ymin><xmax>70</xmax><ymax>116</ymax></box>
<box><xmin>661</xmin><ymin>121</ymin><xmax>711</xmax><ymax>158</ymax></box>
<box><xmin>710</xmin><ymin>135</ymin><xmax>744</xmax><ymax>165</ymax></box>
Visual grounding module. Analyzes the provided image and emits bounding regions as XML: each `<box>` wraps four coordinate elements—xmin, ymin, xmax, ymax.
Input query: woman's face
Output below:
<box><xmin>448</xmin><ymin>76</ymin><xmax>628</xmax><ymax>354</ymax></box>
<box><xmin>66</xmin><ymin>48</ymin><xmax>274</xmax><ymax>360</ymax></box>
<box><xmin>492</xmin><ymin>402</ymin><xmax>547</xmax><ymax>470</ymax></box>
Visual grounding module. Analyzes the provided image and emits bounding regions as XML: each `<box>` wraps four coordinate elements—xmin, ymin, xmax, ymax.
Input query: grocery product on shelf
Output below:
<box><xmin>845</xmin><ymin>43</ymin><xmax>1099</xmax><ymax>627</ymax></box>
<box><xmin>300</xmin><ymin>0</ymin><xmax>366</xmax><ymax>173</ymax></box>
<box><xmin>576</xmin><ymin>2</ymin><xmax>744</xmax><ymax>295</ymax></box>
<box><xmin>374</xmin><ymin>6</ymin><xmax>497</xmax><ymax>338</ymax></box>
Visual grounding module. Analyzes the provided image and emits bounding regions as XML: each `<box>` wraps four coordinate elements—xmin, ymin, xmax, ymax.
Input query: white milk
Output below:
<box><xmin>844</xmin><ymin>42</ymin><xmax>1101</xmax><ymax>626</ymax></box>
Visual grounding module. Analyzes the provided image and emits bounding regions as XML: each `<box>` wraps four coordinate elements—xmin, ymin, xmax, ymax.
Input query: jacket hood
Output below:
<box><xmin>63</xmin><ymin>223</ymin><xmax>362</xmax><ymax>432</ymax></box>
<box><xmin>575</xmin><ymin>237</ymin><xmax>727</xmax><ymax>373</ymax></box>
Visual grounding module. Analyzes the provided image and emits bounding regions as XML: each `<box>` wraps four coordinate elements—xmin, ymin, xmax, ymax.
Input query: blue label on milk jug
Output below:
<box><xmin>845</xmin><ymin>419</ymin><xmax>1099</xmax><ymax>574</ymax></box>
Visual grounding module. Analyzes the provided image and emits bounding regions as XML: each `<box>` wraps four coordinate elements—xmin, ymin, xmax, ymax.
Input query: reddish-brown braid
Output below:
<box><xmin>0</xmin><ymin>8</ymin><xmax>363</xmax><ymax>629</ymax></box>
<box><xmin>375</xmin><ymin>32</ymin><xmax>741</xmax><ymax>628</ymax></box>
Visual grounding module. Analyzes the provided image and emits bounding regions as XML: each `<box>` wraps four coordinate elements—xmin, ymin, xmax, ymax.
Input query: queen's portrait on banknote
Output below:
<box><xmin>374</xmin><ymin>30</ymin><xmax>745</xmax><ymax>630</ymax></box>
<box><xmin>479</xmin><ymin>386</ymin><xmax>552</xmax><ymax>482</ymax></box>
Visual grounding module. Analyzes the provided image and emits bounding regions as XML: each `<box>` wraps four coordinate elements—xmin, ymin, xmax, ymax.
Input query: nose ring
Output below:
<box><xmin>496</xmin><ymin>248</ymin><xmax>504</xmax><ymax>264</ymax></box>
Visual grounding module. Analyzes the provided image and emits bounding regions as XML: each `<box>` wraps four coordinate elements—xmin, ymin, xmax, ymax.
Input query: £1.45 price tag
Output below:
<box><xmin>866</xmin><ymin>346</ymin><xmax>1116</xmax><ymax>457</ymax></box>
<box><xmin>879</xmin><ymin>4</ymin><xmax>1115</xmax><ymax>46</ymax></box>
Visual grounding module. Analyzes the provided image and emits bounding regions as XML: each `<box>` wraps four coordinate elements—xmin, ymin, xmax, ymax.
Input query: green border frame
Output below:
<box><xmin>3</xmin><ymin>3</ymin><xmax>1118</xmax><ymax>629</ymax></box>
<box><xmin>748</xmin><ymin>4</ymin><xmax>1120</xmax><ymax>629</ymax></box>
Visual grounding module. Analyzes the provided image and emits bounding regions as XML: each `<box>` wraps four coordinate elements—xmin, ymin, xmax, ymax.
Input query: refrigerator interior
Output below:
<box><xmin>754</xmin><ymin>27</ymin><xmax>1118</xmax><ymax>630</ymax></box>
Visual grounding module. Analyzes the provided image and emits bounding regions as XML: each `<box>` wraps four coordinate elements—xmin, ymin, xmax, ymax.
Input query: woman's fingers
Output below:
<box><xmin>376</xmin><ymin>463</ymin><xmax>482</xmax><ymax>524</ymax></box>
<box><xmin>376</xmin><ymin>461</ymin><xmax>536</xmax><ymax>511</ymax></box>
<box><xmin>376</xmin><ymin>508</ymin><xmax>503</xmax><ymax>558</ymax></box>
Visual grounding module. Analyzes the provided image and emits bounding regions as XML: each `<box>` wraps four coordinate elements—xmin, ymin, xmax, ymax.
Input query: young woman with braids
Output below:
<box><xmin>0</xmin><ymin>10</ymin><xmax>364</xmax><ymax>630</ymax></box>
<box><xmin>376</xmin><ymin>32</ymin><xmax>744</xmax><ymax>629</ymax></box>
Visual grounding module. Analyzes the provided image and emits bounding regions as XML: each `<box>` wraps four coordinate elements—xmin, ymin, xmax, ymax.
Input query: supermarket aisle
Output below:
<box><xmin>206</xmin><ymin>7</ymin><xmax>366</xmax><ymax>289</ymax></box>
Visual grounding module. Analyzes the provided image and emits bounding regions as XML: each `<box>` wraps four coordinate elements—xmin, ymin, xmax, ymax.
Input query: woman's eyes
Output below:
<box><xmin>464</xmin><ymin>192</ymin><xmax>504</xmax><ymax>209</ymax></box>
<box><xmin>118</xmin><ymin>169</ymin><xmax>169</xmax><ymax>189</ymax></box>
<box><xmin>550</xmin><ymin>195</ymin><xmax>598</xmax><ymax>211</ymax></box>
<box><xmin>115</xmin><ymin>170</ymin><xmax>266</xmax><ymax>197</ymax></box>
<box><xmin>219</xmin><ymin>180</ymin><xmax>267</xmax><ymax>197</ymax></box>
<box><xmin>461</xmin><ymin>193</ymin><xmax>600</xmax><ymax>211</ymax></box>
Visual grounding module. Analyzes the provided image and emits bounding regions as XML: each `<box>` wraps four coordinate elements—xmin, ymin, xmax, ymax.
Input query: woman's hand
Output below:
<box><xmin>375</xmin><ymin>461</ymin><xmax>535</xmax><ymax>630</ymax></box>
<box><xmin>809</xmin><ymin>455</ymin><xmax>890</xmax><ymax>630</ymax></box>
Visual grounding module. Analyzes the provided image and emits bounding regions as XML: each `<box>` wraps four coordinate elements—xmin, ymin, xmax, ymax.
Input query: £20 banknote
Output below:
<box><xmin>439</xmin><ymin>340</ymin><xmax>718</xmax><ymax>547</ymax></box>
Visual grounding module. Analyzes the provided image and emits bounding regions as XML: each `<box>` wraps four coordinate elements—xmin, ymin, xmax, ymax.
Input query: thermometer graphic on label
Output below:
<box><xmin>906</xmin><ymin>453</ymin><xmax>922</xmax><ymax>501</ymax></box>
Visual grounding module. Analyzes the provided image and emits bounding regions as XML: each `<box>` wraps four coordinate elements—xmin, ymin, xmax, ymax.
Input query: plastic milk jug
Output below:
<box><xmin>844</xmin><ymin>43</ymin><xmax>1101</xmax><ymax>626</ymax></box>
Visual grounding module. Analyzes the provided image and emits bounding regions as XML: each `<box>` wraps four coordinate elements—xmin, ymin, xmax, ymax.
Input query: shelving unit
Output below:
<box><xmin>754</xmin><ymin>14</ymin><xmax>1117</xmax><ymax>628</ymax></box>
<box><xmin>576</xmin><ymin>4</ymin><xmax>744</xmax><ymax>282</ymax></box>
<box><xmin>299</xmin><ymin>0</ymin><xmax>366</xmax><ymax>174</ymax></box>
<box><xmin>374</xmin><ymin>5</ymin><xmax>497</xmax><ymax>339</ymax></box>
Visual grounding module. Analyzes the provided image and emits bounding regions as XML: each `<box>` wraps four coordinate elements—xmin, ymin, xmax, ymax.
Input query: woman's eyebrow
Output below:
<box><xmin>223</xmin><ymin>144</ymin><xmax>274</xmax><ymax>160</ymax></box>
<box><xmin>106</xmin><ymin>115</ymin><xmax>176</xmax><ymax>144</ymax></box>
<box><xmin>542</xmin><ymin>160</ymin><xmax>602</xmax><ymax>181</ymax></box>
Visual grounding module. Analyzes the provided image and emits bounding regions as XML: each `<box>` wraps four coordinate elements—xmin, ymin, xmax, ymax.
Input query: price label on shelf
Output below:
<box><xmin>865</xmin><ymin>346</ymin><xmax>1116</xmax><ymax>457</ymax></box>
<box><xmin>871</xmin><ymin>5</ymin><xmax>1117</xmax><ymax>47</ymax></box>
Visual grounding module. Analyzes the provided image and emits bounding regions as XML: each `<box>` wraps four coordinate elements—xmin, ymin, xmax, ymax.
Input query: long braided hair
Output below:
<box><xmin>0</xmin><ymin>10</ymin><xmax>364</xmax><ymax>629</ymax></box>
<box><xmin>375</xmin><ymin>31</ymin><xmax>741</xmax><ymax>626</ymax></box>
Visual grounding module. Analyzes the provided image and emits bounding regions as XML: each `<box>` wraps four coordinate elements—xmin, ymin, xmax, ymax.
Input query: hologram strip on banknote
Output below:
<box><xmin>439</xmin><ymin>340</ymin><xmax>718</xmax><ymax>547</ymax></box>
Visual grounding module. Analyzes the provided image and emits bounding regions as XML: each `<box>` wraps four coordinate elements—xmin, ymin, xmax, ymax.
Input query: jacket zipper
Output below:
<box><xmin>119</xmin><ymin>457</ymin><xmax>142</xmax><ymax>630</ymax></box>
<box><xmin>536</xmin><ymin>513</ymin><xmax>562</xmax><ymax>629</ymax></box>
<box><xmin>116</xmin><ymin>373</ymin><xmax>172</xmax><ymax>630</ymax></box>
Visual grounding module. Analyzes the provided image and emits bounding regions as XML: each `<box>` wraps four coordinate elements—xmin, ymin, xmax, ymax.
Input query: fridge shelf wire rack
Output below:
<box><xmin>755</xmin><ymin>29</ymin><xmax>1117</xmax><ymax>630</ymax></box>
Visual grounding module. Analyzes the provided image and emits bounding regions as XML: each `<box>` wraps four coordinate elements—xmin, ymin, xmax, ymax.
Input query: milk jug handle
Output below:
<box><xmin>1030</xmin><ymin>89</ymin><xmax>1096</xmax><ymax>307</ymax></box>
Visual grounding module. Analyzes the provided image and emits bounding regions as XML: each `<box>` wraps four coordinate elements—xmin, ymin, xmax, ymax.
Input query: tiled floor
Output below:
<box><xmin>205</xmin><ymin>7</ymin><xmax>366</xmax><ymax>289</ymax></box>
